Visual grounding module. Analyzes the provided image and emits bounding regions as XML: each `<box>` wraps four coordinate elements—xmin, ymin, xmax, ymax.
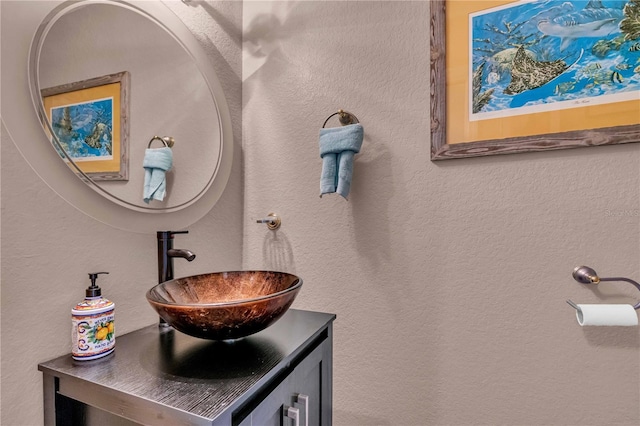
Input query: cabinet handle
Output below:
<box><xmin>296</xmin><ymin>394</ymin><xmax>309</xmax><ymax>426</ymax></box>
<box><xmin>284</xmin><ymin>406</ymin><xmax>300</xmax><ymax>426</ymax></box>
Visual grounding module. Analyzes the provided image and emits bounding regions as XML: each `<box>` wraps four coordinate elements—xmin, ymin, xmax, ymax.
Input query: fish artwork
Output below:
<box><xmin>469</xmin><ymin>0</ymin><xmax>639</xmax><ymax>117</ymax></box>
<box><xmin>555</xmin><ymin>81</ymin><xmax>576</xmax><ymax>95</ymax></box>
<box><xmin>53</xmin><ymin>107</ymin><xmax>77</xmax><ymax>140</ymax></box>
<box><xmin>583</xmin><ymin>62</ymin><xmax>602</xmax><ymax>72</ymax></box>
<box><xmin>504</xmin><ymin>46</ymin><xmax>576</xmax><ymax>95</ymax></box>
<box><xmin>610</xmin><ymin>70</ymin><xmax>623</xmax><ymax>83</ymax></box>
<box><xmin>536</xmin><ymin>0</ymin><xmax>624</xmax><ymax>51</ymax></box>
<box><xmin>84</xmin><ymin>122</ymin><xmax>107</xmax><ymax>149</ymax></box>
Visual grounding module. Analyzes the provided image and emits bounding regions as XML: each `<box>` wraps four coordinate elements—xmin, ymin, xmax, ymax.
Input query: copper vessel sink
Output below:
<box><xmin>146</xmin><ymin>271</ymin><xmax>302</xmax><ymax>340</ymax></box>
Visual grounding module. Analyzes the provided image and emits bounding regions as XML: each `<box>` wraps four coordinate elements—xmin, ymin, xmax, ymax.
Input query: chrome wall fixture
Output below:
<box><xmin>257</xmin><ymin>213</ymin><xmax>281</xmax><ymax>230</ymax></box>
<box><xmin>567</xmin><ymin>265</ymin><xmax>640</xmax><ymax>310</ymax></box>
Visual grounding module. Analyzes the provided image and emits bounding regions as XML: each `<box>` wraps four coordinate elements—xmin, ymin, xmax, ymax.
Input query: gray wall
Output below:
<box><xmin>241</xmin><ymin>1</ymin><xmax>640</xmax><ymax>425</ymax></box>
<box><xmin>1</xmin><ymin>1</ymin><xmax>639</xmax><ymax>425</ymax></box>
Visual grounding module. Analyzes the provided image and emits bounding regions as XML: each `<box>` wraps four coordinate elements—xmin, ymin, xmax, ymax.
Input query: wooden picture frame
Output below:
<box><xmin>42</xmin><ymin>71</ymin><xmax>130</xmax><ymax>180</ymax></box>
<box><xmin>430</xmin><ymin>0</ymin><xmax>640</xmax><ymax>160</ymax></box>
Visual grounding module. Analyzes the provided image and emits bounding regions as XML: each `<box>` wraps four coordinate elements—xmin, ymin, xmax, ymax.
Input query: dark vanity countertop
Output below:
<box><xmin>39</xmin><ymin>309</ymin><xmax>335</xmax><ymax>424</ymax></box>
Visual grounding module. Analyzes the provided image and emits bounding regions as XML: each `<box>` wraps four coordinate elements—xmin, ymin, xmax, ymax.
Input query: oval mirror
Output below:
<box><xmin>29</xmin><ymin>0</ymin><xmax>232</xmax><ymax>213</ymax></box>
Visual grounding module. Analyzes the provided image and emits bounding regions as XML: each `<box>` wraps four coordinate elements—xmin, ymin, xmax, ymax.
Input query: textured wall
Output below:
<box><xmin>242</xmin><ymin>1</ymin><xmax>640</xmax><ymax>425</ymax></box>
<box><xmin>0</xmin><ymin>1</ymin><xmax>243</xmax><ymax>425</ymax></box>
<box><xmin>2</xmin><ymin>1</ymin><xmax>639</xmax><ymax>425</ymax></box>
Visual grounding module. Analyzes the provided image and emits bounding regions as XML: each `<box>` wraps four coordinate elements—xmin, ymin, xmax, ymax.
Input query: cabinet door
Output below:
<box><xmin>291</xmin><ymin>344</ymin><xmax>324</xmax><ymax>426</ymax></box>
<box><xmin>240</xmin><ymin>339</ymin><xmax>331</xmax><ymax>426</ymax></box>
<box><xmin>237</xmin><ymin>375</ymin><xmax>297</xmax><ymax>426</ymax></box>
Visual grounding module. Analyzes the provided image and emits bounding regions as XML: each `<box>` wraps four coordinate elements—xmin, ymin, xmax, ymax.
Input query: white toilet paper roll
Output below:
<box><xmin>576</xmin><ymin>304</ymin><xmax>638</xmax><ymax>326</ymax></box>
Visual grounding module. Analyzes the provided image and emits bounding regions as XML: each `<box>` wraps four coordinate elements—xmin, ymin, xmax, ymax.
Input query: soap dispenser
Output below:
<box><xmin>71</xmin><ymin>272</ymin><xmax>115</xmax><ymax>361</ymax></box>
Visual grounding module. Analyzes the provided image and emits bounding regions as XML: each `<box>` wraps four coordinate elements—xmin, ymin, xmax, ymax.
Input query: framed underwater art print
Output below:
<box><xmin>42</xmin><ymin>71</ymin><xmax>130</xmax><ymax>179</ymax></box>
<box><xmin>430</xmin><ymin>0</ymin><xmax>640</xmax><ymax>160</ymax></box>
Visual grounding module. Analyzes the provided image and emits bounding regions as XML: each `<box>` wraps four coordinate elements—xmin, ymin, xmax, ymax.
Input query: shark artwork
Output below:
<box><xmin>464</xmin><ymin>0</ymin><xmax>640</xmax><ymax>121</ymax></box>
<box><xmin>468</xmin><ymin>0</ymin><xmax>638</xmax><ymax>119</ymax></box>
<box><xmin>537</xmin><ymin>0</ymin><xmax>624</xmax><ymax>51</ymax></box>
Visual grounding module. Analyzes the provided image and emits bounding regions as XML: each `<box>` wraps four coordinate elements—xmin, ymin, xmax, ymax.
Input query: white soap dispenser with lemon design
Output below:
<box><xmin>71</xmin><ymin>272</ymin><xmax>115</xmax><ymax>361</ymax></box>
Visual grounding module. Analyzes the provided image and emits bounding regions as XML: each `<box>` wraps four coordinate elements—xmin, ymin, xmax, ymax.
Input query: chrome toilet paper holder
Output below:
<box><xmin>567</xmin><ymin>266</ymin><xmax>640</xmax><ymax>310</ymax></box>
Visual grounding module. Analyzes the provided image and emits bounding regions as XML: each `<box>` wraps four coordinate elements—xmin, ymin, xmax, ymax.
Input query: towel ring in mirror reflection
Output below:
<box><xmin>322</xmin><ymin>109</ymin><xmax>359</xmax><ymax>128</ymax></box>
<box><xmin>148</xmin><ymin>136</ymin><xmax>175</xmax><ymax>149</ymax></box>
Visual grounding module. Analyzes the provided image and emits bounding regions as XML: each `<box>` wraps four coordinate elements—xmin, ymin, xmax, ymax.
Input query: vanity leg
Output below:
<box><xmin>43</xmin><ymin>374</ymin><xmax>88</xmax><ymax>425</ymax></box>
<box><xmin>42</xmin><ymin>374</ymin><xmax>56</xmax><ymax>426</ymax></box>
<box><xmin>322</xmin><ymin>324</ymin><xmax>334</xmax><ymax>426</ymax></box>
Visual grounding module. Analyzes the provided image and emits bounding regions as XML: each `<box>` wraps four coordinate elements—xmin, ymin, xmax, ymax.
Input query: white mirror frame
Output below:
<box><xmin>2</xmin><ymin>0</ymin><xmax>232</xmax><ymax>233</ymax></box>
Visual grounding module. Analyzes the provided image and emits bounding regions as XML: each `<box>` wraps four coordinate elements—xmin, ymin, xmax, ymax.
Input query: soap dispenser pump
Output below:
<box><xmin>71</xmin><ymin>272</ymin><xmax>115</xmax><ymax>361</ymax></box>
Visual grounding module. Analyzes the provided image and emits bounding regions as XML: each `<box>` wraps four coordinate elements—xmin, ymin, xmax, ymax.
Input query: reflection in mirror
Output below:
<box><xmin>31</xmin><ymin>1</ymin><xmax>227</xmax><ymax>212</ymax></box>
<box><xmin>41</xmin><ymin>70</ymin><xmax>131</xmax><ymax>181</ymax></box>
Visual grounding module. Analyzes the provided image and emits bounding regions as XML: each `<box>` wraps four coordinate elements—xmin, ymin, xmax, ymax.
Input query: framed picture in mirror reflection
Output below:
<box><xmin>42</xmin><ymin>71</ymin><xmax>130</xmax><ymax>180</ymax></box>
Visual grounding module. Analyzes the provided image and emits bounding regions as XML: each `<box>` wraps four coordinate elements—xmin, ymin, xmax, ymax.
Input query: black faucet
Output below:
<box><xmin>157</xmin><ymin>231</ymin><xmax>196</xmax><ymax>326</ymax></box>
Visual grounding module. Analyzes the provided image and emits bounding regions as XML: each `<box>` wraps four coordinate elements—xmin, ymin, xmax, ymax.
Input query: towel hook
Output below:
<box><xmin>256</xmin><ymin>213</ymin><xmax>281</xmax><ymax>230</ymax></box>
<box><xmin>567</xmin><ymin>266</ymin><xmax>640</xmax><ymax>310</ymax></box>
<box><xmin>148</xmin><ymin>136</ymin><xmax>175</xmax><ymax>149</ymax></box>
<box><xmin>322</xmin><ymin>109</ymin><xmax>359</xmax><ymax>128</ymax></box>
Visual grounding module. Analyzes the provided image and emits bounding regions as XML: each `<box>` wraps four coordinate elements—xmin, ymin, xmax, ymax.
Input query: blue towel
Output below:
<box><xmin>319</xmin><ymin>124</ymin><xmax>363</xmax><ymax>199</ymax></box>
<box><xmin>143</xmin><ymin>147</ymin><xmax>173</xmax><ymax>203</ymax></box>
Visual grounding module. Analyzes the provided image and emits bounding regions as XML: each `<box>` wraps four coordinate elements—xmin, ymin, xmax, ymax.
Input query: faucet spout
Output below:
<box><xmin>157</xmin><ymin>231</ymin><xmax>196</xmax><ymax>284</ymax></box>
<box><xmin>157</xmin><ymin>231</ymin><xmax>196</xmax><ymax>327</ymax></box>
<box><xmin>167</xmin><ymin>248</ymin><xmax>196</xmax><ymax>262</ymax></box>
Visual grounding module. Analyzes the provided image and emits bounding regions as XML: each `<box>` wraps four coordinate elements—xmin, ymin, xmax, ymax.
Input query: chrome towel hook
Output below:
<box><xmin>322</xmin><ymin>109</ymin><xmax>359</xmax><ymax>128</ymax></box>
<box><xmin>256</xmin><ymin>213</ymin><xmax>281</xmax><ymax>230</ymax></box>
<box><xmin>148</xmin><ymin>136</ymin><xmax>175</xmax><ymax>148</ymax></box>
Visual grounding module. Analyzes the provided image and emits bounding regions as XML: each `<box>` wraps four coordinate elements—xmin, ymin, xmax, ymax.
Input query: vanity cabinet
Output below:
<box><xmin>38</xmin><ymin>309</ymin><xmax>335</xmax><ymax>426</ymax></box>
<box><xmin>238</xmin><ymin>337</ymin><xmax>326</xmax><ymax>426</ymax></box>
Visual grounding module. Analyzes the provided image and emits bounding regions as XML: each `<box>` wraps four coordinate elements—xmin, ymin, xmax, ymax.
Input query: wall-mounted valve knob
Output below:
<box><xmin>256</xmin><ymin>213</ymin><xmax>281</xmax><ymax>230</ymax></box>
